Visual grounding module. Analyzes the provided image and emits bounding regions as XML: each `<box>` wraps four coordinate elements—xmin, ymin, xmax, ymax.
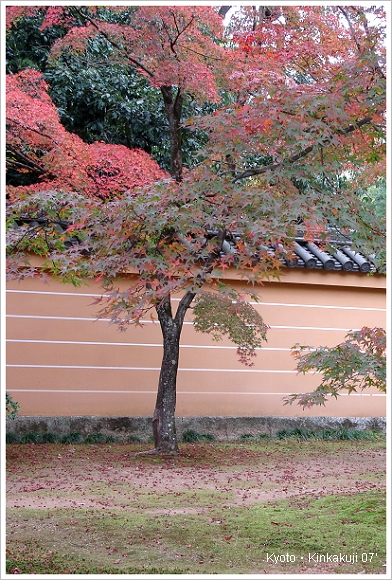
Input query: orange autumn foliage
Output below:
<box><xmin>6</xmin><ymin>69</ymin><xmax>168</xmax><ymax>201</ymax></box>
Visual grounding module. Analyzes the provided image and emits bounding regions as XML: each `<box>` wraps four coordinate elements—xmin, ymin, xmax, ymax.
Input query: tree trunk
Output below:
<box><xmin>150</xmin><ymin>86</ymin><xmax>188</xmax><ymax>453</ymax></box>
<box><xmin>218</xmin><ymin>6</ymin><xmax>232</xmax><ymax>18</ymax></box>
<box><xmin>152</xmin><ymin>291</ymin><xmax>195</xmax><ymax>453</ymax></box>
<box><xmin>161</xmin><ymin>85</ymin><xmax>183</xmax><ymax>183</ymax></box>
<box><xmin>152</xmin><ymin>305</ymin><xmax>181</xmax><ymax>454</ymax></box>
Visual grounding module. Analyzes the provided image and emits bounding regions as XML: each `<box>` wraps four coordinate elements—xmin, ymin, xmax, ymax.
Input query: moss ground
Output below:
<box><xmin>6</xmin><ymin>440</ymin><xmax>386</xmax><ymax>574</ymax></box>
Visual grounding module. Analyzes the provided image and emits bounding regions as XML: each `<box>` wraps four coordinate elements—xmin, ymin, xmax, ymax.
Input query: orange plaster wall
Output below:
<box><xmin>6</xmin><ymin>270</ymin><xmax>386</xmax><ymax>418</ymax></box>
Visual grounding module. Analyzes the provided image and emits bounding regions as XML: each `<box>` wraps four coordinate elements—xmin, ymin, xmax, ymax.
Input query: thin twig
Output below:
<box><xmin>232</xmin><ymin>115</ymin><xmax>374</xmax><ymax>183</ymax></box>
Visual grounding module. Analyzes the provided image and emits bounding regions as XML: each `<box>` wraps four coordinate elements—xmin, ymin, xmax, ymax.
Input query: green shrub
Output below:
<box><xmin>182</xmin><ymin>429</ymin><xmax>215</xmax><ymax>442</ymax></box>
<box><xmin>201</xmin><ymin>433</ymin><xmax>216</xmax><ymax>441</ymax></box>
<box><xmin>5</xmin><ymin>392</ymin><xmax>20</xmax><ymax>419</ymax></box>
<box><xmin>335</xmin><ymin>428</ymin><xmax>371</xmax><ymax>440</ymax></box>
<box><xmin>60</xmin><ymin>432</ymin><xmax>82</xmax><ymax>444</ymax></box>
<box><xmin>275</xmin><ymin>427</ymin><xmax>379</xmax><ymax>441</ymax></box>
<box><xmin>239</xmin><ymin>433</ymin><xmax>256</xmax><ymax>441</ymax></box>
<box><xmin>289</xmin><ymin>427</ymin><xmax>312</xmax><ymax>440</ymax></box>
<box><xmin>41</xmin><ymin>432</ymin><xmax>59</xmax><ymax>443</ymax></box>
<box><xmin>127</xmin><ymin>434</ymin><xmax>142</xmax><ymax>443</ymax></box>
<box><xmin>239</xmin><ymin>433</ymin><xmax>271</xmax><ymax>442</ymax></box>
<box><xmin>104</xmin><ymin>434</ymin><xmax>120</xmax><ymax>443</ymax></box>
<box><xmin>276</xmin><ymin>429</ymin><xmax>291</xmax><ymax>440</ymax></box>
<box><xmin>182</xmin><ymin>429</ymin><xmax>201</xmax><ymax>442</ymax></box>
<box><xmin>20</xmin><ymin>432</ymin><xmax>41</xmax><ymax>444</ymax></box>
<box><xmin>6</xmin><ymin>432</ymin><xmax>21</xmax><ymax>444</ymax></box>
<box><xmin>6</xmin><ymin>392</ymin><xmax>19</xmax><ymax>419</ymax></box>
<box><xmin>84</xmin><ymin>433</ymin><xmax>108</xmax><ymax>444</ymax></box>
<box><xmin>5</xmin><ymin>427</ymin><xmax>382</xmax><ymax>445</ymax></box>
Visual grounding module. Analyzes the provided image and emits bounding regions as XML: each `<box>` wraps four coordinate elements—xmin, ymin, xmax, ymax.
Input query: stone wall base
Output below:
<box><xmin>6</xmin><ymin>415</ymin><xmax>386</xmax><ymax>441</ymax></box>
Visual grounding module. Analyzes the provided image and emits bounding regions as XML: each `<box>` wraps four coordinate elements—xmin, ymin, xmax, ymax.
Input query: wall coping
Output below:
<box><xmin>16</xmin><ymin>255</ymin><xmax>387</xmax><ymax>290</ymax></box>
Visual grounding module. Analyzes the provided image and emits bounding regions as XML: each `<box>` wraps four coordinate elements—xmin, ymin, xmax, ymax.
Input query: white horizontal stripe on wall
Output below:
<box><xmin>251</xmin><ymin>303</ymin><xmax>385</xmax><ymax>312</ymax></box>
<box><xmin>6</xmin><ymin>364</ymin><xmax>298</xmax><ymax>373</ymax></box>
<box><xmin>6</xmin><ymin>289</ymin><xmax>386</xmax><ymax>312</ymax></box>
<box><xmin>8</xmin><ymin>389</ymin><xmax>386</xmax><ymax>397</ymax></box>
<box><xmin>7</xmin><ymin>290</ymin><xmax>107</xmax><ymax>298</ymax></box>
<box><xmin>7</xmin><ymin>290</ymin><xmax>104</xmax><ymax>297</ymax></box>
<box><xmin>5</xmin><ymin>315</ymin><xmax>359</xmax><ymax>332</ymax></box>
<box><xmin>7</xmin><ymin>314</ymin><xmax>112</xmax><ymax>322</ymax></box>
<box><xmin>5</xmin><ymin>339</ymin><xmax>291</xmax><ymax>351</ymax></box>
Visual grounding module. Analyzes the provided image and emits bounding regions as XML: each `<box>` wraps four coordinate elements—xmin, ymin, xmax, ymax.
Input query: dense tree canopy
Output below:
<box><xmin>6</xmin><ymin>6</ymin><xmax>216</xmax><ymax>173</ymax></box>
<box><xmin>6</xmin><ymin>5</ymin><xmax>386</xmax><ymax>452</ymax></box>
<box><xmin>6</xmin><ymin>69</ymin><xmax>168</xmax><ymax>200</ymax></box>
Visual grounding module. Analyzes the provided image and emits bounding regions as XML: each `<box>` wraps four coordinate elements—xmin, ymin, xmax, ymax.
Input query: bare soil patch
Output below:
<box><xmin>6</xmin><ymin>441</ymin><xmax>385</xmax><ymax>510</ymax></box>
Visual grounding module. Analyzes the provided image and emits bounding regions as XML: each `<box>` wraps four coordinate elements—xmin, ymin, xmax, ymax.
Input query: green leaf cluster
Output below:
<box><xmin>359</xmin><ymin>178</ymin><xmax>386</xmax><ymax>221</ymax></box>
<box><xmin>6</xmin><ymin>10</ymin><xmax>65</xmax><ymax>73</ymax></box>
<box><xmin>193</xmin><ymin>292</ymin><xmax>268</xmax><ymax>366</ymax></box>
<box><xmin>285</xmin><ymin>327</ymin><xmax>386</xmax><ymax>407</ymax></box>
<box><xmin>6</xmin><ymin>392</ymin><xmax>20</xmax><ymax>419</ymax></box>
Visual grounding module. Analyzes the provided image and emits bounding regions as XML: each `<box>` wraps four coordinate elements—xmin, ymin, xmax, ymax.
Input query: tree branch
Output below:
<box><xmin>170</xmin><ymin>11</ymin><xmax>195</xmax><ymax>48</ymax></box>
<box><xmin>338</xmin><ymin>7</ymin><xmax>362</xmax><ymax>53</ymax></box>
<box><xmin>71</xmin><ymin>6</ymin><xmax>155</xmax><ymax>78</ymax></box>
<box><xmin>174</xmin><ymin>290</ymin><xmax>196</xmax><ymax>327</ymax></box>
<box><xmin>181</xmin><ymin>44</ymin><xmax>226</xmax><ymax>62</ymax></box>
<box><xmin>232</xmin><ymin>115</ymin><xmax>374</xmax><ymax>183</ymax></box>
<box><xmin>218</xmin><ymin>6</ymin><xmax>231</xmax><ymax>18</ymax></box>
<box><xmin>7</xmin><ymin>146</ymin><xmax>46</xmax><ymax>174</ymax></box>
<box><xmin>156</xmin><ymin>293</ymin><xmax>174</xmax><ymax>324</ymax></box>
<box><xmin>8</xmin><ymin>118</ymin><xmax>58</xmax><ymax>143</ymax></box>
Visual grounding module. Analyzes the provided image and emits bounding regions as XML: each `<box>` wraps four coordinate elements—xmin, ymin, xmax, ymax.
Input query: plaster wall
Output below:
<box><xmin>6</xmin><ymin>269</ymin><xmax>386</xmax><ymax>418</ymax></box>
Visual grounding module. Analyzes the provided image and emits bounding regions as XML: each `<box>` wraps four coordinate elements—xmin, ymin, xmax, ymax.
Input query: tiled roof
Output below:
<box><xmin>12</xmin><ymin>217</ymin><xmax>381</xmax><ymax>275</ymax></box>
<box><xmin>215</xmin><ymin>230</ymin><xmax>380</xmax><ymax>274</ymax></box>
<box><xmin>283</xmin><ymin>241</ymin><xmax>376</xmax><ymax>273</ymax></box>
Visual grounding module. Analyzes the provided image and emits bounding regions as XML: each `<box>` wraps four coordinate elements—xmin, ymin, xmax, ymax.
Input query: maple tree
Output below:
<box><xmin>6</xmin><ymin>69</ymin><xmax>168</xmax><ymax>201</ymax></box>
<box><xmin>6</xmin><ymin>5</ymin><xmax>386</xmax><ymax>454</ymax></box>
<box><xmin>5</xmin><ymin>6</ymin><xmax>214</xmax><ymax>173</ymax></box>
<box><xmin>285</xmin><ymin>327</ymin><xmax>386</xmax><ymax>408</ymax></box>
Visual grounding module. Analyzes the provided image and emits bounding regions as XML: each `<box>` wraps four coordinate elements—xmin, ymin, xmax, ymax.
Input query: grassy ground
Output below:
<box><xmin>6</xmin><ymin>439</ymin><xmax>386</xmax><ymax>575</ymax></box>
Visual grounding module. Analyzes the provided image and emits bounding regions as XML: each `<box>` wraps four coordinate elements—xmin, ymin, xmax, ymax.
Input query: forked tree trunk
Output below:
<box><xmin>150</xmin><ymin>86</ymin><xmax>188</xmax><ymax>453</ymax></box>
<box><xmin>152</xmin><ymin>291</ymin><xmax>195</xmax><ymax>453</ymax></box>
